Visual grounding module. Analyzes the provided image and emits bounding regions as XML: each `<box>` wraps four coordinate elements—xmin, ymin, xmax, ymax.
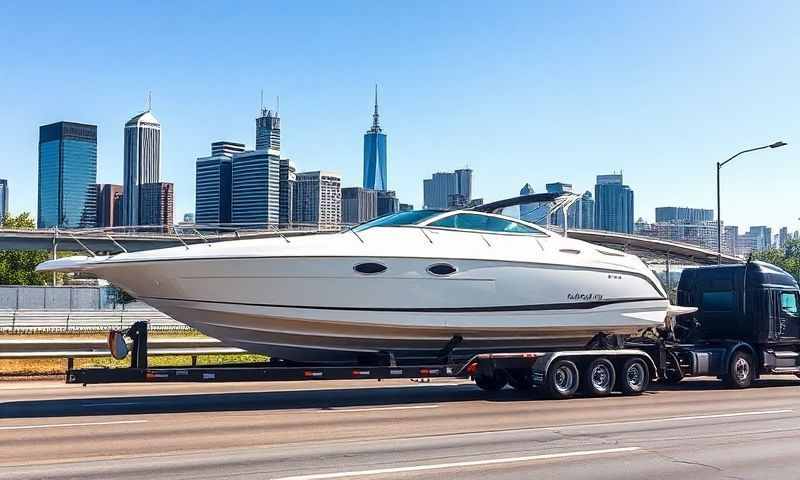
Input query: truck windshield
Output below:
<box><xmin>352</xmin><ymin>210</ymin><xmax>444</xmax><ymax>232</ymax></box>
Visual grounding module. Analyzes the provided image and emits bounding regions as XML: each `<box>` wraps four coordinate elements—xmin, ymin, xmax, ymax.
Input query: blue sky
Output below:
<box><xmin>1</xmin><ymin>1</ymin><xmax>798</xmax><ymax>231</ymax></box>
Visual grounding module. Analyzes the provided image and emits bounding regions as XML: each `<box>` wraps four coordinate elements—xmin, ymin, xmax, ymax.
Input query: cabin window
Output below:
<box><xmin>427</xmin><ymin>263</ymin><xmax>457</xmax><ymax>276</ymax></box>
<box><xmin>702</xmin><ymin>291</ymin><xmax>735</xmax><ymax>312</ymax></box>
<box><xmin>353</xmin><ymin>262</ymin><xmax>387</xmax><ymax>274</ymax></box>
<box><xmin>781</xmin><ymin>292</ymin><xmax>798</xmax><ymax>316</ymax></box>
<box><xmin>428</xmin><ymin>213</ymin><xmax>538</xmax><ymax>234</ymax></box>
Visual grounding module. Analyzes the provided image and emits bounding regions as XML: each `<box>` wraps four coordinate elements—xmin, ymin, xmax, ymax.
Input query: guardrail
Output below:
<box><xmin>0</xmin><ymin>310</ymin><xmax>189</xmax><ymax>333</ymax></box>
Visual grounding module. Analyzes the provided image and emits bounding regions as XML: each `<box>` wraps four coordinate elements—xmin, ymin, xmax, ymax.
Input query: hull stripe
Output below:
<box><xmin>141</xmin><ymin>296</ymin><xmax>666</xmax><ymax>313</ymax></box>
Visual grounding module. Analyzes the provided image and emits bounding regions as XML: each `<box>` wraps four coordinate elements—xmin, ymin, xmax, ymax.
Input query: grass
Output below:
<box><xmin>0</xmin><ymin>331</ymin><xmax>268</xmax><ymax>379</ymax></box>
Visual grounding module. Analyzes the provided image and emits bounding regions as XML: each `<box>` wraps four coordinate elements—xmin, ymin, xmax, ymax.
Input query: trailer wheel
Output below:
<box><xmin>508</xmin><ymin>370</ymin><xmax>535</xmax><ymax>391</ymax></box>
<box><xmin>581</xmin><ymin>358</ymin><xmax>616</xmax><ymax>396</ymax></box>
<box><xmin>474</xmin><ymin>369</ymin><xmax>508</xmax><ymax>391</ymax></box>
<box><xmin>722</xmin><ymin>351</ymin><xmax>754</xmax><ymax>388</ymax></box>
<box><xmin>619</xmin><ymin>358</ymin><xmax>649</xmax><ymax>395</ymax></box>
<box><xmin>544</xmin><ymin>359</ymin><xmax>580</xmax><ymax>399</ymax></box>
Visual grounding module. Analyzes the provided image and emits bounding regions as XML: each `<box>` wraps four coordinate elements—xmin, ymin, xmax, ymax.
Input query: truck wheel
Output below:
<box><xmin>581</xmin><ymin>358</ymin><xmax>616</xmax><ymax>396</ymax></box>
<box><xmin>544</xmin><ymin>359</ymin><xmax>580</xmax><ymax>399</ymax></box>
<box><xmin>508</xmin><ymin>370</ymin><xmax>535</xmax><ymax>391</ymax></box>
<box><xmin>619</xmin><ymin>358</ymin><xmax>649</xmax><ymax>395</ymax></box>
<box><xmin>722</xmin><ymin>351</ymin><xmax>754</xmax><ymax>388</ymax></box>
<box><xmin>475</xmin><ymin>369</ymin><xmax>508</xmax><ymax>391</ymax></box>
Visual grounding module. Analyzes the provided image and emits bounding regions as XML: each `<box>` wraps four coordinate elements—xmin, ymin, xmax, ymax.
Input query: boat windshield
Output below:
<box><xmin>352</xmin><ymin>210</ymin><xmax>444</xmax><ymax>232</ymax></box>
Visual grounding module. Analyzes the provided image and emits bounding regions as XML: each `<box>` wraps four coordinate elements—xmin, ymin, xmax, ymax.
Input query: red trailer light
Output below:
<box><xmin>465</xmin><ymin>362</ymin><xmax>479</xmax><ymax>376</ymax></box>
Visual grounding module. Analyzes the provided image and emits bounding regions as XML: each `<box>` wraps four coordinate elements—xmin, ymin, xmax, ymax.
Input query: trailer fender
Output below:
<box><xmin>531</xmin><ymin>350</ymin><xmax>658</xmax><ymax>385</ymax></box>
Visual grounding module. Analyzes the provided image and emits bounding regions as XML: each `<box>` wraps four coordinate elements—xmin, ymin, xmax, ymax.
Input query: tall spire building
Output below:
<box><xmin>123</xmin><ymin>109</ymin><xmax>161</xmax><ymax>225</ymax></box>
<box><xmin>362</xmin><ymin>85</ymin><xmax>387</xmax><ymax>191</ymax></box>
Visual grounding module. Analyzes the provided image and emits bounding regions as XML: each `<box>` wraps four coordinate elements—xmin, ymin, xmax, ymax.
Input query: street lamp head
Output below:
<box><xmin>769</xmin><ymin>141</ymin><xmax>787</xmax><ymax>148</ymax></box>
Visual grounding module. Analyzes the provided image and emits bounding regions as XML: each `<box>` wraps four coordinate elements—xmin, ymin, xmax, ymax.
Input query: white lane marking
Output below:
<box><xmin>0</xmin><ymin>420</ymin><xmax>148</xmax><ymax>431</ymax></box>
<box><xmin>273</xmin><ymin>447</ymin><xmax>641</xmax><ymax>480</ymax></box>
<box><xmin>545</xmin><ymin>409</ymin><xmax>794</xmax><ymax>431</ymax></box>
<box><xmin>81</xmin><ymin>402</ymin><xmax>143</xmax><ymax>407</ymax></box>
<box><xmin>319</xmin><ymin>405</ymin><xmax>440</xmax><ymax>413</ymax></box>
<box><xmin>446</xmin><ymin>409</ymin><xmax>795</xmax><ymax>439</ymax></box>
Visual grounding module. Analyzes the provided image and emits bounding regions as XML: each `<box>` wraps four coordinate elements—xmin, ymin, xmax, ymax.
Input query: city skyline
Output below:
<box><xmin>2</xmin><ymin>3</ymin><xmax>799</xmax><ymax>232</ymax></box>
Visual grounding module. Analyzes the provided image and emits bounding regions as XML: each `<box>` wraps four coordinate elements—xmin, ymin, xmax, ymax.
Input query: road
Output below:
<box><xmin>2</xmin><ymin>377</ymin><xmax>800</xmax><ymax>479</ymax></box>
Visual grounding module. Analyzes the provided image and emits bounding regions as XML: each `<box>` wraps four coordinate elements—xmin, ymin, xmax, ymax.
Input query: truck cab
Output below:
<box><xmin>672</xmin><ymin>261</ymin><xmax>800</xmax><ymax>387</ymax></box>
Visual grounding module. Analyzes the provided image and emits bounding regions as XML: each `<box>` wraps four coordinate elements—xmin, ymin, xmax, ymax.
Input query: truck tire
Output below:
<box><xmin>581</xmin><ymin>358</ymin><xmax>616</xmax><ymax>396</ymax></box>
<box><xmin>544</xmin><ymin>359</ymin><xmax>580</xmax><ymax>399</ymax></box>
<box><xmin>619</xmin><ymin>358</ymin><xmax>650</xmax><ymax>395</ymax></box>
<box><xmin>474</xmin><ymin>369</ymin><xmax>508</xmax><ymax>391</ymax></box>
<box><xmin>722</xmin><ymin>351</ymin><xmax>754</xmax><ymax>388</ymax></box>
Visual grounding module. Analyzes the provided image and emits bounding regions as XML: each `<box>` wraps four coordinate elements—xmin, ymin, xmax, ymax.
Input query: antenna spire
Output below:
<box><xmin>147</xmin><ymin>91</ymin><xmax>152</xmax><ymax>112</ymax></box>
<box><xmin>276</xmin><ymin>95</ymin><xmax>280</xmax><ymax>115</ymax></box>
<box><xmin>260</xmin><ymin>89</ymin><xmax>264</xmax><ymax>112</ymax></box>
<box><xmin>371</xmin><ymin>83</ymin><xmax>380</xmax><ymax>131</ymax></box>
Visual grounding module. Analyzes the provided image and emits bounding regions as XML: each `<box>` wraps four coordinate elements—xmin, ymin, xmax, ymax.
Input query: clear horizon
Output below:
<box><xmin>1</xmin><ymin>1</ymin><xmax>798</xmax><ymax>232</ymax></box>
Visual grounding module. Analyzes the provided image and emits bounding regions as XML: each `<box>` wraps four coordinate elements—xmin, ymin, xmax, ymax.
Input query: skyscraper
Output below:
<box><xmin>139</xmin><ymin>182</ymin><xmax>174</xmax><ymax>227</ymax></box>
<box><xmin>363</xmin><ymin>85</ymin><xmax>387</xmax><ymax>191</ymax></box>
<box><xmin>279</xmin><ymin>158</ymin><xmax>296</xmax><ymax>226</ymax></box>
<box><xmin>256</xmin><ymin>107</ymin><xmax>280</xmax><ymax>151</ymax></box>
<box><xmin>95</xmin><ymin>183</ymin><xmax>122</xmax><ymax>228</ymax></box>
<box><xmin>37</xmin><ymin>121</ymin><xmax>97</xmax><ymax>228</ymax></box>
<box><xmin>579</xmin><ymin>191</ymin><xmax>595</xmax><ymax>230</ymax></box>
<box><xmin>594</xmin><ymin>174</ymin><xmax>634</xmax><ymax>233</ymax></box>
<box><xmin>341</xmin><ymin>187</ymin><xmax>377</xmax><ymax>224</ymax></box>
<box><xmin>293</xmin><ymin>171</ymin><xmax>341</xmax><ymax>228</ymax></box>
<box><xmin>231</xmin><ymin>150</ymin><xmax>281</xmax><ymax>226</ymax></box>
<box><xmin>123</xmin><ymin>110</ymin><xmax>161</xmax><ymax>226</ymax></box>
<box><xmin>0</xmin><ymin>179</ymin><xmax>8</xmax><ymax>222</ymax></box>
<box><xmin>519</xmin><ymin>183</ymin><xmax>536</xmax><ymax>221</ymax></box>
<box><xmin>423</xmin><ymin>169</ymin><xmax>472</xmax><ymax>209</ymax></box>
<box><xmin>196</xmin><ymin>141</ymin><xmax>245</xmax><ymax>225</ymax></box>
<box><xmin>377</xmin><ymin>190</ymin><xmax>399</xmax><ymax>216</ymax></box>
<box><xmin>779</xmin><ymin>226</ymin><xmax>790</xmax><ymax>249</ymax></box>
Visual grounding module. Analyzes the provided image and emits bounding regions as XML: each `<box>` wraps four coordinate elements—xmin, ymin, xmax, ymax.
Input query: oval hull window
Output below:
<box><xmin>427</xmin><ymin>263</ymin><xmax>457</xmax><ymax>276</ymax></box>
<box><xmin>354</xmin><ymin>262</ymin><xmax>387</xmax><ymax>274</ymax></box>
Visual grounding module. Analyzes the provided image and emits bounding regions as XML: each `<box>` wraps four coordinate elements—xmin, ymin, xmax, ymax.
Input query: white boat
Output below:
<box><xmin>37</xmin><ymin>194</ymin><xmax>680</xmax><ymax>363</ymax></box>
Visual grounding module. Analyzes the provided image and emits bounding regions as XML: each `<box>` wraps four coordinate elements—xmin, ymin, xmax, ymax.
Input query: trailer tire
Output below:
<box><xmin>619</xmin><ymin>358</ymin><xmax>649</xmax><ymax>396</ymax></box>
<box><xmin>581</xmin><ymin>358</ymin><xmax>616</xmax><ymax>396</ymax></box>
<box><xmin>722</xmin><ymin>350</ymin><xmax>754</xmax><ymax>389</ymax></box>
<box><xmin>475</xmin><ymin>369</ymin><xmax>508</xmax><ymax>391</ymax></box>
<box><xmin>544</xmin><ymin>359</ymin><xmax>580</xmax><ymax>399</ymax></box>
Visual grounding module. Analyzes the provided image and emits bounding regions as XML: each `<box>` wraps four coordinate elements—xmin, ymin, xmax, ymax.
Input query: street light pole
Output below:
<box><xmin>716</xmin><ymin>141</ymin><xmax>787</xmax><ymax>264</ymax></box>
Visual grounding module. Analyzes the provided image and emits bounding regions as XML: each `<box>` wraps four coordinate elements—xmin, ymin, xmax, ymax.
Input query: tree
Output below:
<box><xmin>0</xmin><ymin>212</ymin><xmax>52</xmax><ymax>285</ymax></box>
<box><xmin>753</xmin><ymin>238</ymin><xmax>800</xmax><ymax>281</ymax></box>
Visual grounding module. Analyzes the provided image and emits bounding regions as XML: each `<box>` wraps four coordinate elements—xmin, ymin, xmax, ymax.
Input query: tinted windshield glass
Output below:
<box><xmin>429</xmin><ymin>213</ymin><xmax>540</xmax><ymax>233</ymax></box>
<box><xmin>352</xmin><ymin>210</ymin><xmax>443</xmax><ymax>232</ymax></box>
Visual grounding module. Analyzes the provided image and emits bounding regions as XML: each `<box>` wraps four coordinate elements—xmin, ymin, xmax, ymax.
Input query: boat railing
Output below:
<box><xmin>50</xmin><ymin>222</ymin><xmax>352</xmax><ymax>257</ymax></box>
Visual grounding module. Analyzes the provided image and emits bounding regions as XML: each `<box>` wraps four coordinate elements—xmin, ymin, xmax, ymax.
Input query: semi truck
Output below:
<box><xmin>66</xmin><ymin>261</ymin><xmax>800</xmax><ymax>400</ymax></box>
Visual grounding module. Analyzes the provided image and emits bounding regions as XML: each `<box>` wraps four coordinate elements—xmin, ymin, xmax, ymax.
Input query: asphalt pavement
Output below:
<box><xmin>2</xmin><ymin>376</ymin><xmax>800</xmax><ymax>479</ymax></box>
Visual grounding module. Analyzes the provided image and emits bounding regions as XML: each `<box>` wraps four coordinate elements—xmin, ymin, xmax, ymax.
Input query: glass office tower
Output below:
<box><xmin>37</xmin><ymin>122</ymin><xmax>97</xmax><ymax>228</ymax></box>
<box><xmin>363</xmin><ymin>86</ymin><xmax>387</xmax><ymax>191</ymax></box>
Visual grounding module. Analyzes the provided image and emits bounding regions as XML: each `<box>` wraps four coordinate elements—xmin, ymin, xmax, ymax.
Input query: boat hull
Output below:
<box><xmin>147</xmin><ymin>296</ymin><xmax>669</xmax><ymax>362</ymax></box>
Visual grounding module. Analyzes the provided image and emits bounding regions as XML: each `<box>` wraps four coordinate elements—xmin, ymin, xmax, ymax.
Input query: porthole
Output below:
<box><xmin>427</xmin><ymin>263</ymin><xmax>457</xmax><ymax>276</ymax></box>
<box><xmin>354</xmin><ymin>262</ymin><xmax>387</xmax><ymax>274</ymax></box>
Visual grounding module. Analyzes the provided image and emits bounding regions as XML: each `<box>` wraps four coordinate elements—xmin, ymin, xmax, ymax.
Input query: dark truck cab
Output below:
<box><xmin>671</xmin><ymin>261</ymin><xmax>800</xmax><ymax>387</ymax></box>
